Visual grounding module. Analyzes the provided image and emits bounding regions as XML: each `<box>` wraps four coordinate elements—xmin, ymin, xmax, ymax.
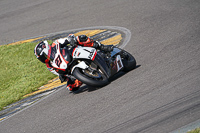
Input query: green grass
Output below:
<box><xmin>0</xmin><ymin>41</ymin><xmax>57</xmax><ymax>111</ymax></box>
<box><xmin>188</xmin><ymin>128</ymin><xmax>200</xmax><ymax>133</ymax></box>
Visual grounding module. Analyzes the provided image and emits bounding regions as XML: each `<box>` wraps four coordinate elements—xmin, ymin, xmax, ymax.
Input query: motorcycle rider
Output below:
<box><xmin>34</xmin><ymin>34</ymin><xmax>113</xmax><ymax>92</ymax></box>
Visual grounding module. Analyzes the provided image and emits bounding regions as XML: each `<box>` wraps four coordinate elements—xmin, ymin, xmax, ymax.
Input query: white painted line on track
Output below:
<box><xmin>0</xmin><ymin>86</ymin><xmax>64</xmax><ymax>123</ymax></box>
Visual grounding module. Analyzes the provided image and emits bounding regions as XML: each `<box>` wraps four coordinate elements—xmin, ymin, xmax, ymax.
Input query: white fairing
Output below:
<box><xmin>51</xmin><ymin>44</ymin><xmax>68</xmax><ymax>70</ymax></box>
<box><xmin>71</xmin><ymin>61</ymin><xmax>89</xmax><ymax>73</ymax></box>
<box><xmin>70</xmin><ymin>46</ymin><xmax>97</xmax><ymax>73</ymax></box>
<box><xmin>72</xmin><ymin>46</ymin><xmax>97</xmax><ymax>60</ymax></box>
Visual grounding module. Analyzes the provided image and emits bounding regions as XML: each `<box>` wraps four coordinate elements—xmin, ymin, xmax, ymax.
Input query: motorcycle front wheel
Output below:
<box><xmin>72</xmin><ymin>61</ymin><xmax>109</xmax><ymax>87</ymax></box>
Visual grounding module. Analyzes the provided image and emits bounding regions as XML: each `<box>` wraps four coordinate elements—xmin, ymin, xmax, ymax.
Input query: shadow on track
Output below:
<box><xmin>72</xmin><ymin>65</ymin><xmax>141</xmax><ymax>94</ymax></box>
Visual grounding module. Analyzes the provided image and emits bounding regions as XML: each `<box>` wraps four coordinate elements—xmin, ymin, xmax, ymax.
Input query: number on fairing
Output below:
<box><xmin>84</xmin><ymin>49</ymin><xmax>95</xmax><ymax>59</ymax></box>
<box><xmin>55</xmin><ymin>55</ymin><xmax>62</xmax><ymax>67</ymax></box>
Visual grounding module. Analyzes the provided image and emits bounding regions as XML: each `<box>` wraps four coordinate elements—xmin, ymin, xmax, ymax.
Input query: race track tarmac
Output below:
<box><xmin>0</xmin><ymin>0</ymin><xmax>200</xmax><ymax>133</ymax></box>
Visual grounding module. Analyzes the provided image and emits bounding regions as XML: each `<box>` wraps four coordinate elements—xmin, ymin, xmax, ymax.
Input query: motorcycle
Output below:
<box><xmin>50</xmin><ymin>43</ymin><xmax>136</xmax><ymax>87</ymax></box>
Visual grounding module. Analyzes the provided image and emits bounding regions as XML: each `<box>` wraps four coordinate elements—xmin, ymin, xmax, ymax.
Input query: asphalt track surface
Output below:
<box><xmin>1</xmin><ymin>0</ymin><xmax>200</xmax><ymax>133</ymax></box>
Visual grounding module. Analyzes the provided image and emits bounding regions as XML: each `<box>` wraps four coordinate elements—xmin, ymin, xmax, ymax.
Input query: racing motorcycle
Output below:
<box><xmin>50</xmin><ymin>43</ymin><xmax>136</xmax><ymax>87</ymax></box>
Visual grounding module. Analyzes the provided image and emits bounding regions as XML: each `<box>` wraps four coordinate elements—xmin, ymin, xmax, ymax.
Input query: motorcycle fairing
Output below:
<box><xmin>70</xmin><ymin>46</ymin><xmax>125</xmax><ymax>79</ymax></box>
<box><xmin>92</xmin><ymin>48</ymin><xmax>124</xmax><ymax>78</ymax></box>
<box><xmin>110</xmin><ymin>47</ymin><xmax>122</xmax><ymax>57</ymax></box>
<box><xmin>92</xmin><ymin>53</ymin><xmax>111</xmax><ymax>78</ymax></box>
<box><xmin>50</xmin><ymin>44</ymin><xmax>69</xmax><ymax>73</ymax></box>
<box><xmin>72</xmin><ymin>46</ymin><xmax>97</xmax><ymax>61</ymax></box>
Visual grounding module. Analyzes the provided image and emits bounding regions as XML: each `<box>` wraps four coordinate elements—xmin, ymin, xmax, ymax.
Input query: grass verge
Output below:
<box><xmin>0</xmin><ymin>41</ymin><xmax>57</xmax><ymax>111</ymax></box>
<box><xmin>187</xmin><ymin>128</ymin><xmax>200</xmax><ymax>133</ymax></box>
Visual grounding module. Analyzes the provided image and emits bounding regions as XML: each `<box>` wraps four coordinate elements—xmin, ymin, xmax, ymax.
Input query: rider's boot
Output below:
<box><xmin>66</xmin><ymin>78</ymin><xmax>83</xmax><ymax>92</ymax></box>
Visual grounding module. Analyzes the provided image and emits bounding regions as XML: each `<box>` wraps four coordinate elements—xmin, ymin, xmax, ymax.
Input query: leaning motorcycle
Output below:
<box><xmin>50</xmin><ymin>44</ymin><xmax>136</xmax><ymax>87</ymax></box>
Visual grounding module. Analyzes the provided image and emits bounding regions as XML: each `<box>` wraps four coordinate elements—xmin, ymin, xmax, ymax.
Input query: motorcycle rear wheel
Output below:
<box><xmin>72</xmin><ymin>62</ymin><xmax>109</xmax><ymax>87</ymax></box>
<box><xmin>121</xmin><ymin>50</ymin><xmax>136</xmax><ymax>72</ymax></box>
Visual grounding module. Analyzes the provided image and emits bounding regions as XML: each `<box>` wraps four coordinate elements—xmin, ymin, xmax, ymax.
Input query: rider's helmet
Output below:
<box><xmin>78</xmin><ymin>35</ymin><xmax>88</xmax><ymax>42</ymax></box>
<box><xmin>77</xmin><ymin>35</ymin><xmax>94</xmax><ymax>46</ymax></box>
<box><xmin>34</xmin><ymin>40</ymin><xmax>50</xmax><ymax>63</ymax></box>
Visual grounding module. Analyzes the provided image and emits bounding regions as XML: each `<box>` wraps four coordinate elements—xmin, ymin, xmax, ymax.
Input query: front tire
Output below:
<box><xmin>72</xmin><ymin>64</ymin><xmax>109</xmax><ymax>87</ymax></box>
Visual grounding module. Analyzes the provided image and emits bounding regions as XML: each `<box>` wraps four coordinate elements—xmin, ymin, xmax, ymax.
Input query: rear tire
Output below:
<box><xmin>121</xmin><ymin>50</ymin><xmax>136</xmax><ymax>72</ymax></box>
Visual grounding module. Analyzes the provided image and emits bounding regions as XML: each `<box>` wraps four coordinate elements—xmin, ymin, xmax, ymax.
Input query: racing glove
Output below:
<box><xmin>58</xmin><ymin>34</ymin><xmax>77</xmax><ymax>47</ymax></box>
<box><xmin>93</xmin><ymin>41</ymin><xmax>114</xmax><ymax>52</ymax></box>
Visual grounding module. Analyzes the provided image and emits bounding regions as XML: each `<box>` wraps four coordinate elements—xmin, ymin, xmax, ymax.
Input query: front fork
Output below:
<box><xmin>71</xmin><ymin>61</ymin><xmax>89</xmax><ymax>74</ymax></box>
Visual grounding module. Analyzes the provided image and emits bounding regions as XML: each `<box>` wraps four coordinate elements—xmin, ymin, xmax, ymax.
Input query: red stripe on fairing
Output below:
<box><xmin>92</xmin><ymin>51</ymin><xmax>97</xmax><ymax>61</ymax></box>
<box><xmin>72</xmin><ymin>46</ymin><xmax>77</xmax><ymax>57</ymax></box>
<box><xmin>54</xmin><ymin>67</ymin><xmax>66</xmax><ymax>71</ymax></box>
<box><xmin>62</xmin><ymin>49</ymin><xmax>65</xmax><ymax>55</ymax></box>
